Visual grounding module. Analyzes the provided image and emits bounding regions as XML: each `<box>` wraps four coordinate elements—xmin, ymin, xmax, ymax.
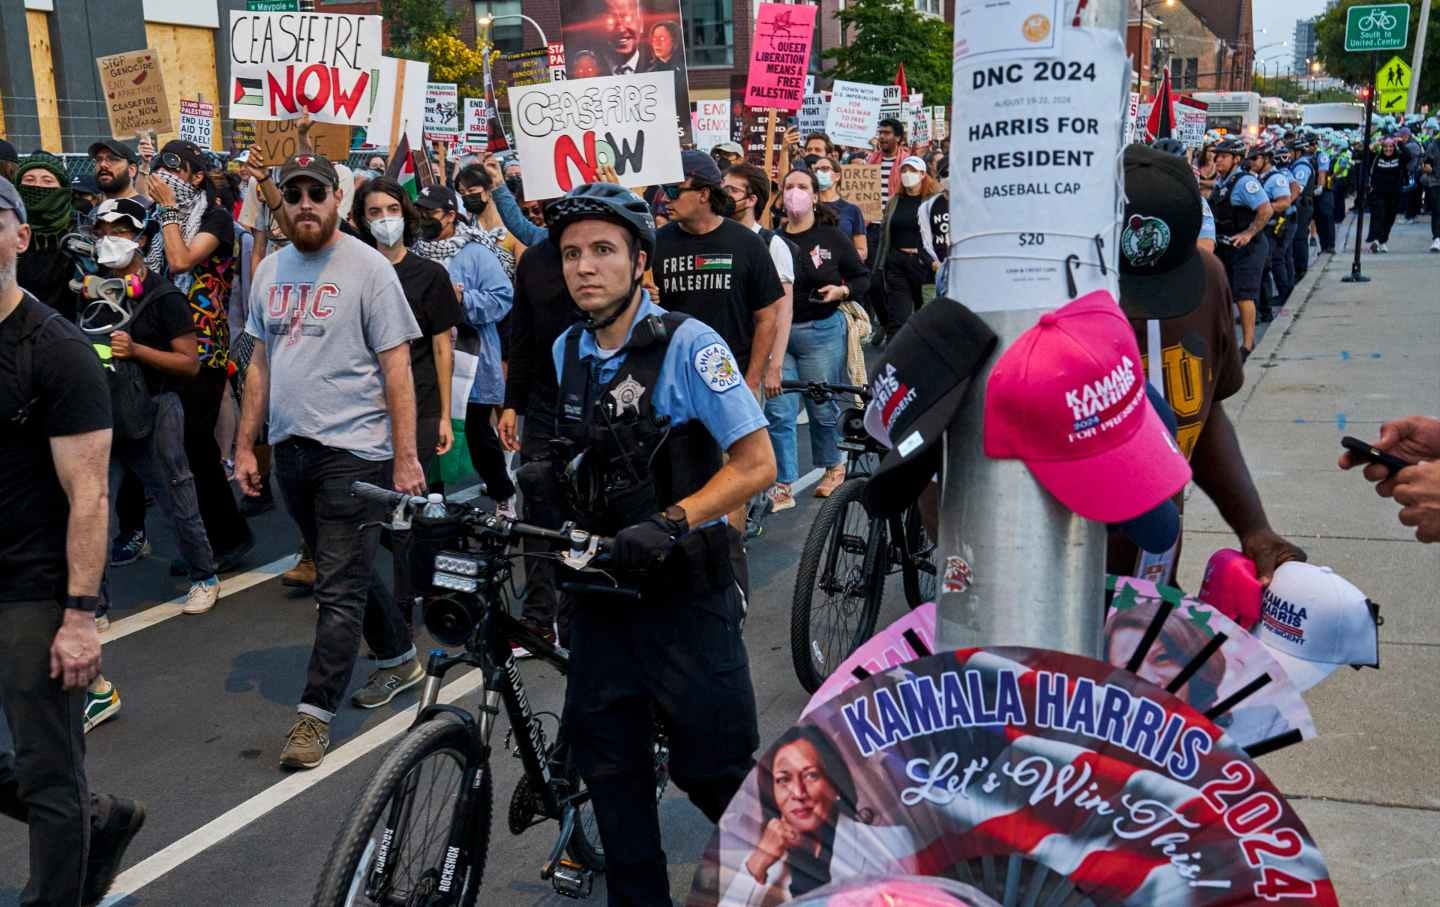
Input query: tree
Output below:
<box><xmin>383</xmin><ymin>0</ymin><xmax>460</xmax><ymax>60</ymax></box>
<box><xmin>822</xmin><ymin>0</ymin><xmax>953</xmax><ymax>105</ymax></box>
<box><xmin>1315</xmin><ymin>0</ymin><xmax>1440</xmax><ymax>105</ymax></box>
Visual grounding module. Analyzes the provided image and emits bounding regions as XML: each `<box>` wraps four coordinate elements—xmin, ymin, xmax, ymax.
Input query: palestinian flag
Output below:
<box><xmin>234</xmin><ymin>77</ymin><xmax>261</xmax><ymax>108</ymax></box>
<box><xmin>696</xmin><ymin>254</ymin><xmax>732</xmax><ymax>271</ymax></box>
<box><xmin>1145</xmin><ymin>66</ymin><xmax>1175</xmax><ymax>141</ymax></box>
<box><xmin>384</xmin><ymin>133</ymin><xmax>418</xmax><ymax>199</ymax></box>
<box><xmin>894</xmin><ymin>63</ymin><xmax>909</xmax><ymax>103</ymax></box>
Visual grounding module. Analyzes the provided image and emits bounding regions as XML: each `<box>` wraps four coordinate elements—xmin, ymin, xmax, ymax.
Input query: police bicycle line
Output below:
<box><xmin>312</xmin><ymin>482</ymin><xmax>670</xmax><ymax>906</ymax></box>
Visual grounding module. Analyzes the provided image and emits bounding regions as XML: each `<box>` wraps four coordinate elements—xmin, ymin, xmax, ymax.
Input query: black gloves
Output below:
<box><xmin>612</xmin><ymin>511</ymin><xmax>689</xmax><ymax>570</ymax></box>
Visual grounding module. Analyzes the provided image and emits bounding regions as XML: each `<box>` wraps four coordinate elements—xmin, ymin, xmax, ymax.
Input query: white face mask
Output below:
<box><xmin>815</xmin><ymin>170</ymin><xmax>834</xmax><ymax>190</ymax></box>
<box><xmin>901</xmin><ymin>171</ymin><xmax>923</xmax><ymax>189</ymax></box>
<box><xmin>96</xmin><ymin>235</ymin><xmax>140</xmax><ymax>269</ymax></box>
<box><xmin>369</xmin><ymin>215</ymin><xmax>405</xmax><ymax>247</ymax></box>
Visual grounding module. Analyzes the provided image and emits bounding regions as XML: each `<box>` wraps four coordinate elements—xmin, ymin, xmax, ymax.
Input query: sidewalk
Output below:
<box><xmin>1176</xmin><ymin>217</ymin><xmax>1440</xmax><ymax>904</ymax></box>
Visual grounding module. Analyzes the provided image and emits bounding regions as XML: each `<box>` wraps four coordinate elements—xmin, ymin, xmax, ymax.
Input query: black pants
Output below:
<box><xmin>1290</xmin><ymin>204</ymin><xmax>1313</xmax><ymax>280</ymax></box>
<box><xmin>564</xmin><ymin>534</ymin><xmax>759</xmax><ymax>906</ymax></box>
<box><xmin>179</xmin><ymin>367</ymin><xmax>249</xmax><ymax>554</ymax></box>
<box><xmin>0</xmin><ymin>600</ymin><xmax>89</xmax><ymax>906</ymax></box>
<box><xmin>1268</xmin><ymin>219</ymin><xmax>1297</xmax><ymax>305</ymax></box>
<box><xmin>464</xmin><ymin>402</ymin><xmax>515</xmax><ymax>503</ymax></box>
<box><xmin>115</xmin><ymin>471</ymin><xmax>144</xmax><ymax>536</ymax></box>
<box><xmin>1313</xmin><ymin>190</ymin><xmax>1335</xmax><ymax>253</ymax></box>
<box><xmin>1428</xmin><ymin>185</ymin><xmax>1440</xmax><ymax>240</ymax></box>
<box><xmin>273</xmin><ymin>440</ymin><xmax>414</xmax><ymax>721</ymax></box>
<box><xmin>1367</xmin><ymin>191</ymin><xmax>1402</xmax><ymax>244</ymax></box>
<box><xmin>880</xmin><ymin>251</ymin><xmax>929</xmax><ymax>336</ymax></box>
<box><xmin>515</xmin><ymin>402</ymin><xmax>566</xmax><ymax>630</ymax></box>
<box><xmin>1405</xmin><ymin>180</ymin><xmax>1423</xmax><ymax>219</ymax></box>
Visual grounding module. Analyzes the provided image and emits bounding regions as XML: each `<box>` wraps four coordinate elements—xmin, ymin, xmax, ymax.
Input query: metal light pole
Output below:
<box><xmin>936</xmin><ymin>0</ymin><xmax>1126</xmax><ymax>657</ymax></box>
<box><xmin>1407</xmin><ymin>0</ymin><xmax>1432</xmax><ymax>115</ymax></box>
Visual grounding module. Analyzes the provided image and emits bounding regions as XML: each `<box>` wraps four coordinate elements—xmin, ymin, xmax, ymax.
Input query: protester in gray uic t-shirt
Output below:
<box><xmin>245</xmin><ymin>232</ymin><xmax>421</xmax><ymax>460</ymax></box>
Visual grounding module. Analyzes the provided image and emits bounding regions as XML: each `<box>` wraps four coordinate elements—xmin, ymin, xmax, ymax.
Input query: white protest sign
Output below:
<box><xmin>881</xmin><ymin>84</ymin><xmax>903</xmax><ymax>121</ymax></box>
<box><xmin>691</xmin><ymin>99</ymin><xmax>732</xmax><ymax>153</ymax></box>
<box><xmin>462</xmin><ymin>97</ymin><xmax>488</xmax><ymax>150</ymax></box>
<box><xmin>953</xmin><ymin>0</ymin><xmax>1063</xmax><ymax>63</ymax></box>
<box><xmin>178</xmin><ymin>99</ymin><xmax>215</xmax><ymax>148</ymax></box>
<box><xmin>949</xmin><ymin>26</ymin><xmax>1127</xmax><ymax>307</ymax></box>
<box><xmin>909</xmin><ymin>103</ymin><xmax>931</xmax><ymax>144</ymax></box>
<box><xmin>424</xmin><ymin>82</ymin><xmax>459</xmax><ymax>140</ymax></box>
<box><xmin>510</xmin><ymin>71</ymin><xmax>684</xmax><ymax>200</ymax></box>
<box><xmin>825</xmin><ymin>80</ymin><xmax>885</xmax><ymax>149</ymax></box>
<box><xmin>367</xmin><ymin>56</ymin><xmax>429</xmax><ymax>152</ymax></box>
<box><xmin>797</xmin><ymin>91</ymin><xmax>830</xmax><ymax>135</ymax></box>
<box><xmin>1176</xmin><ymin>99</ymin><xmax>1208</xmax><ymax>147</ymax></box>
<box><xmin>931</xmin><ymin>105</ymin><xmax>948</xmax><ymax>141</ymax></box>
<box><xmin>227</xmin><ymin>10</ymin><xmax>382</xmax><ymax>125</ymax></box>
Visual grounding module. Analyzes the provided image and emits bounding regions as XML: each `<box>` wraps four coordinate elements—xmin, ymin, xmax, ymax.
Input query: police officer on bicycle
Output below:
<box><xmin>545</xmin><ymin>182</ymin><xmax>776</xmax><ymax>905</ymax></box>
<box><xmin>1211</xmin><ymin>138</ymin><xmax>1273</xmax><ymax>359</ymax></box>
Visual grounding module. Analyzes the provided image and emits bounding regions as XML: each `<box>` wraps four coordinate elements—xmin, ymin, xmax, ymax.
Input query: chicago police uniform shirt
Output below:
<box><xmin>245</xmin><ymin>232</ymin><xmax>422</xmax><ymax>461</ymax></box>
<box><xmin>653</xmin><ymin>218</ymin><xmax>785</xmax><ymax>373</ymax></box>
<box><xmin>1224</xmin><ymin>171</ymin><xmax>1271</xmax><ymax>212</ymax></box>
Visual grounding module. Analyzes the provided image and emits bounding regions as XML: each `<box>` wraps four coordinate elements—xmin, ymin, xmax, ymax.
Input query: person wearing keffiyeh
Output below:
<box><xmin>13</xmin><ymin>155</ymin><xmax>80</xmax><ymax>319</ymax></box>
<box><xmin>145</xmin><ymin>140</ymin><xmax>255</xmax><ymax>570</ymax></box>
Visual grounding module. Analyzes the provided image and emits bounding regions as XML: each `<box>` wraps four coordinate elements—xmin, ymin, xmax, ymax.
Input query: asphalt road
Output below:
<box><xmin>0</xmin><ymin>422</ymin><xmax>918</xmax><ymax>907</ymax></box>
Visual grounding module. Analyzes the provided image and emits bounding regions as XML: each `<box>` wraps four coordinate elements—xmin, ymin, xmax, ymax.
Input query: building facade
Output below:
<box><xmin>1127</xmin><ymin>0</ymin><xmax>1254</xmax><ymax>99</ymax></box>
<box><xmin>1293</xmin><ymin>16</ymin><xmax>1318</xmax><ymax>76</ymax></box>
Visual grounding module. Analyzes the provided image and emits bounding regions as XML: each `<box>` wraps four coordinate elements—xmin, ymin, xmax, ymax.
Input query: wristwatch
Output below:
<box><xmin>661</xmin><ymin>504</ymin><xmax>689</xmax><ymax>535</ymax></box>
<box><xmin>67</xmin><ymin>595</ymin><xmax>99</xmax><ymax>613</ymax></box>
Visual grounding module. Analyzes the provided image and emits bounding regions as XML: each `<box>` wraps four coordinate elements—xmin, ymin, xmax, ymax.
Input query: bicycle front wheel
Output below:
<box><xmin>312</xmin><ymin>715</ymin><xmax>492</xmax><ymax>907</ymax></box>
<box><xmin>791</xmin><ymin>477</ymin><xmax>885</xmax><ymax>692</ymax></box>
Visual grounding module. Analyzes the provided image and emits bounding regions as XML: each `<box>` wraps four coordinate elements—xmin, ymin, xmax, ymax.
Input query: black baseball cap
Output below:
<box><xmin>680</xmin><ymin>149</ymin><xmax>724</xmax><ymax>187</ymax></box>
<box><xmin>1118</xmin><ymin>144</ymin><xmax>1206</xmax><ymax>320</ymax></box>
<box><xmin>71</xmin><ymin>175</ymin><xmax>101</xmax><ymax>195</ymax></box>
<box><xmin>158</xmin><ymin>139</ymin><xmax>208</xmax><ymax>173</ymax></box>
<box><xmin>861</xmin><ymin>297</ymin><xmax>998</xmax><ymax>514</ymax></box>
<box><xmin>277</xmin><ymin>152</ymin><xmax>339</xmax><ymax>188</ymax></box>
<box><xmin>93</xmin><ymin>197</ymin><xmax>149</xmax><ymax>231</ymax></box>
<box><xmin>413</xmin><ymin>184</ymin><xmax>458</xmax><ymax>212</ymax></box>
<box><xmin>0</xmin><ymin>140</ymin><xmax>17</xmax><ymax>164</ymax></box>
<box><xmin>87</xmin><ymin>138</ymin><xmax>139</xmax><ymax>164</ymax></box>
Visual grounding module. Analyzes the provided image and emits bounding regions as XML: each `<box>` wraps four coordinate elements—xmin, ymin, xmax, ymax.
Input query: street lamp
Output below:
<box><xmin>472</xmin><ymin>8</ymin><xmax>550</xmax><ymax>48</ymax></box>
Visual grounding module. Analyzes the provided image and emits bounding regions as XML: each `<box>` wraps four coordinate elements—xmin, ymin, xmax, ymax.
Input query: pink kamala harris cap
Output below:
<box><xmin>982</xmin><ymin>290</ymin><xmax>1192</xmax><ymax>523</ymax></box>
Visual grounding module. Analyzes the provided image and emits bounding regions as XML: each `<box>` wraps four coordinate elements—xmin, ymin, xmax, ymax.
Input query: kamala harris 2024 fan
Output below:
<box><xmin>690</xmin><ymin>647</ymin><xmax>1337</xmax><ymax>907</ymax></box>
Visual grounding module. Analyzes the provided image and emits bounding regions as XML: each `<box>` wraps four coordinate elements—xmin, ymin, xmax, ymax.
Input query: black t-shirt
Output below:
<box><xmin>0</xmin><ymin>293</ymin><xmax>113</xmax><ymax>604</ymax></box>
<box><xmin>394</xmin><ymin>251</ymin><xmax>465</xmax><ymax>421</ymax></box>
<box><xmin>888</xmin><ymin>194</ymin><xmax>924</xmax><ymax>251</ymax></box>
<box><xmin>654</xmin><ymin>218</ymin><xmax>784</xmax><ymax>371</ymax></box>
<box><xmin>17</xmin><ymin>242</ymin><xmax>78</xmax><ymax>321</ymax></box>
<box><xmin>125</xmin><ymin>273</ymin><xmax>198</xmax><ymax>395</ymax></box>
<box><xmin>784</xmin><ymin>222</ymin><xmax>871</xmax><ymax>323</ymax></box>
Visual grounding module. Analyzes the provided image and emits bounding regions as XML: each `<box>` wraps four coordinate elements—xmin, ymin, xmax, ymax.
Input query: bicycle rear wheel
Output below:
<box><xmin>901</xmin><ymin>503</ymin><xmax>938</xmax><ymax>608</ymax></box>
<box><xmin>312</xmin><ymin>715</ymin><xmax>492</xmax><ymax>907</ymax></box>
<box><xmin>791</xmin><ymin>477</ymin><xmax>886</xmax><ymax>693</ymax></box>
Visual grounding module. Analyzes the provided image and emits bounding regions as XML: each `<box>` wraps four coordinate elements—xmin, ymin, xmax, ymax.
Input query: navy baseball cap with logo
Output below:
<box><xmin>413</xmin><ymin>184</ymin><xmax>458</xmax><ymax>212</ymax></box>
<box><xmin>861</xmin><ymin>297</ymin><xmax>997</xmax><ymax>515</ymax></box>
<box><xmin>1118</xmin><ymin>144</ymin><xmax>1206</xmax><ymax>321</ymax></box>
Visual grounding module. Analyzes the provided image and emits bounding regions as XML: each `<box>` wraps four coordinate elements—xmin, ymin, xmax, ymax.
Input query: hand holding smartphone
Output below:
<box><xmin>1341</xmin><ymin>436</ymin><xmax>1411</xmax><ymax>478</ymax></box>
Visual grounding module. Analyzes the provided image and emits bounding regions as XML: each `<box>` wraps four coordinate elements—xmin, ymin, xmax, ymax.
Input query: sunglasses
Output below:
<box><xmin>283</xmin><ymin>184</ymin><xmax>331</xmax><ymax>205</ymax></box>
<box><xmin>661</xmin><ymin>183</ymin><xmax>702</xmax><ymax>201</ymax></box>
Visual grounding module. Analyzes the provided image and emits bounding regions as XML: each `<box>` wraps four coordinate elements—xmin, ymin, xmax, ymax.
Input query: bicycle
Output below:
<box><xmin>1358</xmin><ymin>10</ymin><xmax>1396</xmax><ymax>31</ymax></box>
<box><xmin>312</xmin><ymin>482</ymin><xmax>669</xmax><ymax>905</ymax></box>
<box><xmin>784</xmin><ymin>382</ymin><xmax>938</xmax><ymax>693</ymax></box>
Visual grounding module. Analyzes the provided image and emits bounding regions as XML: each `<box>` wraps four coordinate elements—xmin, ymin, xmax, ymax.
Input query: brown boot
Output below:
<box><xmin>813</xmin><ymin>466</ymin><xmax>847</xmax><ymax>498</ymax></box>
<box><xmin>282</xmin><ymin>545</ymin><xmax>316</xmax><ymax>590</ymax></box>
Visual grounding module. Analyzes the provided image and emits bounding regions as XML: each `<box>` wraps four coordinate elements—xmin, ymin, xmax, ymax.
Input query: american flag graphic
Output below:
<box><xmin>690</xmin><ymin>647</ymin><xmax>1337</xmax><ymax>907</ymax></box>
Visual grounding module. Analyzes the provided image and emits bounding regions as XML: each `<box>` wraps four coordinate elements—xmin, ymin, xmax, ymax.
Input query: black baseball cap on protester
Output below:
<box><xmin>860</xmin><ymin>297</ymin><xmax>998</xmax><ymax>515</ymax></box>
<box><xmin>679</xmin><ymin>149</ymin><xmax>724</xmax><ymax>187</ymax></box>
<box><xmin>1118</xmin><ymin>144</ymin><xmax>1206</xmax><ymax>321</ymax></box>
<box><xmin>86</xmin><ymin>138</ymin><xmax>139</xmax><ymax>164</ymax></box>
<box><xmin>0</xmin><ymin>140</ymin><xmax>18</xmax><ymax>163</ymax></box>
<box><xmin>413</xmin><ymin>184</ymin><xmax>458</xmax><ymax>212</ymax></box>
<box><xmin>277</xmin><ymin>152</ymin><xmax>340</xmax><ymax>189</ymax></box>
<box><xmin>157</xmin><ymin>139</ymin><xmax>208</xmax><ymax>173</ymax></box>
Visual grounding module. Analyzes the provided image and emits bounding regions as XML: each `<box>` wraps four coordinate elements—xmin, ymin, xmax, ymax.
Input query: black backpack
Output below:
<box><xmin>102</xmin><ymin>289</ymin><xmax>161</xmax><ymax>441</ymax></box>
<box><xmin>8</xmin><ymin>295</ymin><xmax>64</xmax><ymax>432</ymax></box>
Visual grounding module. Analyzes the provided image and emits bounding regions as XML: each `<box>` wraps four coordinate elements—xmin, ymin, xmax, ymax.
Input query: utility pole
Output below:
<box><xmin>1407</xmin><ymin>0</ymin><xmax>1432</xmax><ymax>115</ymax></box>
<box><xmin>937</xmin><ymin>0</ymin><xmax>1126</xmax><ymax>657</ymax></box>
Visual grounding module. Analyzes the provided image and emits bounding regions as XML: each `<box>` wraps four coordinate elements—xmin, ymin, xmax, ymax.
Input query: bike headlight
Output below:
<box><xmin>434</xmin><ymin>551</ymin><xmax>480</xmax><ymax>577</ymax></box>
<box><xmin>432</xmin><ymin>571</ymin><xmax>478</xmax><ymax>593</ymax></box>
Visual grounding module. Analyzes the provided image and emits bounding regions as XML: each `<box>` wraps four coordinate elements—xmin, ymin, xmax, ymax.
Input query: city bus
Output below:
<box><xmin>1190</xmin><ymin>91</ymin><xmax>1262</xmax><ymax>137</ymax></box>
<box><xmin>1303</xmin><ymin>102</ymin><xmax>1365</xmax><ymax>128</ymax></box>
<box><xmin>1261</xmin><ymin>97</ymin><xmax>1304</xmax><ymax>126</ymax></box>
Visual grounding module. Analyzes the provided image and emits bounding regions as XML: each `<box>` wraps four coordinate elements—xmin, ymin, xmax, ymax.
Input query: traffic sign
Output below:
<box><xmin>1377</xmin><ymin>55</ymin><xmax>1412</xmax><ymax>92</ymax></box>
<box><xmin>1377</xmin><ymin>89</ymin><xmax>1407</xmax><ymax>114</ymax></box>
<box><xmin>1345</xmin><ymin>3</ymin><xmax>1410</xmax><ymax>52</ymax></box>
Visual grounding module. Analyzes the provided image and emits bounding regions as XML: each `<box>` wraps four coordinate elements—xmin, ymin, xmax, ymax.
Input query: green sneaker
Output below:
<box><xmin>83</xmin><ymin>682</ymin><xmax>121</xmax><ymax>734</ymax></box>
<box><xmin>280</xmin><ymin>714</ymin><xmax>330</xmax><ymax>770</ymax></box>
<box><xmin>351</xmin><ymin>658</ymin><xmax>425</xmax><ymax>710</ymax></box>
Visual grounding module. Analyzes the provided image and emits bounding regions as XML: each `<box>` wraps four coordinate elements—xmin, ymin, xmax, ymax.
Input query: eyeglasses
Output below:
<box><xmin>721</xmin><ymin>185</ymin><xmax>749</xmax><ymax>199</ymax></box>
<box><xmin>283</xmin><ymin>184</ymin><xmax>331</xmax><ymax>205</ymax></box>
<box><xmin>661</xmin><ymin>183</ymin><xmax>702</xmax><ymax>201</ymax></box>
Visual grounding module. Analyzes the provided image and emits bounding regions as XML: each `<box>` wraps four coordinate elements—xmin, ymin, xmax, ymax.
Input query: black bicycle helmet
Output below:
<box><xmin>1212</xmin><ymin>137</ymin><xmax>1246</xmax><ymax>156</ymax></box>
<box><xmin>544</xmin><ymin>182</ymin><xmax>656</xmax><ymax>259</ymax></box>
<box><xmin>1151</xmin><ymin>138</ymin><xmax>1185</xmax><ymax>157</ymax></box>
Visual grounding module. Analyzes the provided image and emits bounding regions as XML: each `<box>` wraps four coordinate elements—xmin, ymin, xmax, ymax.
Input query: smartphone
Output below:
<box><xmin>1341</xmin><ymin>436</ymin><xmax>1410</xmax><ymax>477</ymax></box>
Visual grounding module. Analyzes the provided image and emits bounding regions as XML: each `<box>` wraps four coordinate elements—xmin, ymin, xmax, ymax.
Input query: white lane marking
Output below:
<box><xmin>99</xmin><ymin>670</ymin><xmax>488</xmax><ymax>905</ymax></box>
<box><xmin>792</xmin><ymin>467</ymin><xmax>825</xmax><ymax>494</ymax></box>
<box><xmin>99</xmin><ymin>482</ymin><xmax>487</xmax><ymax>646</ymax></box>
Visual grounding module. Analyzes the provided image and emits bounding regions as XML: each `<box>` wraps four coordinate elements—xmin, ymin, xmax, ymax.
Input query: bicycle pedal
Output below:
<box><xmin>551</xmin><ymin>860</ymin><xmax>594</xmax><ymax>899</ymax></box>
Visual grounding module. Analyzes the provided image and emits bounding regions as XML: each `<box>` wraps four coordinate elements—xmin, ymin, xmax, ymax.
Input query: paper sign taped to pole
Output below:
<box><xmin>744</xmin><ymin>3</ymin><xmax>818</xmax><ymax>111</ymax></box>
<box><xmin>510</xmin><ymin>71</ymin><xmax>684</xmax><ymax>201</ymax></box>
<box><xmin>96</xmin><ymin>49</ymin><xmax>172</xmax><ymax>138</ymax></box>
<box><xmin>691</xmin><ymin>99</ymin><xmax>732</xmax><ymax>153</ymax></box>
<box><xmin>227</xmin><ymin>10</ymin><xmax>382</xmax><ymax>125</ymax></box>
<box><xmin>826</xmin><ymin>81</ymin><xmax>885</xmax><ymax>149</ymax></box>
<box><xmin>367</xmin><ymin>56</ymin><xmax>429</xmax><ymax>153</ymax></box>
<box><xmin>953</xmin><ymin>0</ymin><xmax>1063</xmax><ymax>63</ymax></box>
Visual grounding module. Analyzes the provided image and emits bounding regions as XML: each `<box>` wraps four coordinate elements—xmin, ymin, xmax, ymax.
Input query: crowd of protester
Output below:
<box><xmin>1</xmin><ymin>104</ymin><xmax>1437</xmax><ymax>904</ymax></box>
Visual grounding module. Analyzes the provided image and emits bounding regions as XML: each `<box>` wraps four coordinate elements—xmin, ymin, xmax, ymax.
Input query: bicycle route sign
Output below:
<box><xmin>1345</xmin><ymin>3</ymin><xmax>1410</xmax><ymax>52</ymax></box>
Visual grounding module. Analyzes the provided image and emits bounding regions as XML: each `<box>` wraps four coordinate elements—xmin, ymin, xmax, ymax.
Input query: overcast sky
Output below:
<box><xmin>1252</xmin><ymin>0</ymin><xmax>1330</xmax><ymax>73</ymax></box>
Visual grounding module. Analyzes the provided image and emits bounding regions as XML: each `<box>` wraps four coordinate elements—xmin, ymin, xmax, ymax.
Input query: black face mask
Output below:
<box><xmin>419</xmin><ymin>217</ymin><xmax>445</xmax><ymax>240</ymax></box>
<box><xmin>505</xmin><ymin>176</ymin><xmax>523</xmax><ymax>198</ymax></box>
<box><xmin>463</xmin><ymin>194</ymin><xmax>489</xmax><ymax>215</ymax></box>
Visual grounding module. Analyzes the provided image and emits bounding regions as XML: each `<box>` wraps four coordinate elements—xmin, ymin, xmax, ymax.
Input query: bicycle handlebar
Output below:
<box><xmin>778</xmin><ymin>380</ymin><xmax>871</xmax><ymax>401</ymax></box>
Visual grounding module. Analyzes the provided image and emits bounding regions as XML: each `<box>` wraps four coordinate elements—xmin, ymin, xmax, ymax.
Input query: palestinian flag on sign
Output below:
<box><xmin>384</xmin><ymin>132</ymin><xmax>418</xmax><ymax>199</ymax></box>
<box><xmin>234</xmin><ymin>77</ymin><xmax>262</xmax><ymax>108</ymax></box>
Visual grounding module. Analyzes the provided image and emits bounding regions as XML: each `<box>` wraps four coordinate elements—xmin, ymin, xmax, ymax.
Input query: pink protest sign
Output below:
<box><xmin>743</xmin><ymin>3</ymin><xmax>818</xmax><ymax>112</ymax></box>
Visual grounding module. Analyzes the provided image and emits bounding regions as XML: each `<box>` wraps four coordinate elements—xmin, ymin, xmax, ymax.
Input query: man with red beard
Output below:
<box><xmin>234</xmin><ymin>154</ymin><xmax>425</xmax><ymax>769</ymax></box>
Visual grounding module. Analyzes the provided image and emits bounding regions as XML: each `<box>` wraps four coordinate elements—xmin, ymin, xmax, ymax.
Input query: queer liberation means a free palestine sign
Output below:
<box><xmin>228</xmin><ymin>10</ymin><xmax>382</xmax><ymax>125</ymax></box>
<box><xmin>509</xmin><ymin>71</ymin><xmax>683</xmax><ymax>200</ymax></box>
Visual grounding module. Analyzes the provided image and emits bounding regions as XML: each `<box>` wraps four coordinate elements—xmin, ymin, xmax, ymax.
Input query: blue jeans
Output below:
<box><xmin>764</xmin><ymin>311</ymin><xmax>847</xmax><ymax>485</ymax></box>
